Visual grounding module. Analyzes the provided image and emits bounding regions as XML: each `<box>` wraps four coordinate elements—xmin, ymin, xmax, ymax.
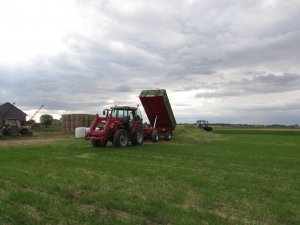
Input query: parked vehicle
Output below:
<box><xmin>1</xmin><ymin>118</ymin><xmax>33</xmax><ymax>136</ymax></box>
<box><xmin>196</xmin><ymin>120</ymin><xmax>213</xmax><ymax>132</ymax></box>
<box><xmin>85</xmin><ymin>106</ymin><xmax>144</xmax><ymax>147</ymax></box>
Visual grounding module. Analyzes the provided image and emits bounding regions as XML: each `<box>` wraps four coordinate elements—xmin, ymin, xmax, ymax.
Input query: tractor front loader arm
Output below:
<box><xmin>90</xmin><ymin>114</ymin><xmax>101</xmax><ymax>131</ymax></box>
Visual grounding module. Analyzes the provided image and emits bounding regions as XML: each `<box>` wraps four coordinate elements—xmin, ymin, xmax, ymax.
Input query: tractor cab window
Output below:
<box><xmin>111</xmin><ymin>109</ymin><xmax>128</xmax><ymax>118</ymax></box>
<box><xmin>111</xmin><ymin>109</ymin><xmax>117</xmax><ymax>117</ymax></box>
<box><xmin>117</xmin><ymin>109</ymin><xmax>126</xmax><ymax>117</ymax></box>
<box><xmin>128</xmin><ymin>111</ymin><xmax>134</xmax><ymax>121</ymax></box>
<box><xmin>136</xmin><ymin>108</ymin><xmax>142</xmax><ymax>121</ymax></box>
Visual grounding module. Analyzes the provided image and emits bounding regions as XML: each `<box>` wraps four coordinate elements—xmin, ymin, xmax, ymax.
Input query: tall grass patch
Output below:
<box><xmin>0</xmin><ymin>125</ymin><xmax>300</xmax><ymax>224</ymax></box>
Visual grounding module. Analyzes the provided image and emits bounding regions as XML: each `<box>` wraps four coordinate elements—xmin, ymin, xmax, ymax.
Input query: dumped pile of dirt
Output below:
<box><xmin>172</xmin><ymin>124</ymin><xmax>221</xmax><ymax>144</ymax></box>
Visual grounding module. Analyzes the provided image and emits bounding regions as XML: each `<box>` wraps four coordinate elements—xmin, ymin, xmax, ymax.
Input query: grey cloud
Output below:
<box><xmin>1</xmin><ymin>0</ymin><xmax>300</xmax><ymax>124</ymax></box>
<box><xmin>237</xmin><ymin>73</ymin><xmax>300</xmax><ymax>94</ymax></box>
<box><xmin>195</xmin><ymin>73</ymin><xmax>300</xmax><ymax>98</ymax></box>
<box><xmin>174</xmin><ymin>103</ymin><xmax>192</xmax><ymax>107</ymax></box>
<box><xmin>246</xmin><ymin>102</ymin><xmax>300</xmax><ymax>112</ymax></box>
<box><xmin>114</xmin><ymin>85</ymin><xmax>132</xmax><ymax>93</ymax></box>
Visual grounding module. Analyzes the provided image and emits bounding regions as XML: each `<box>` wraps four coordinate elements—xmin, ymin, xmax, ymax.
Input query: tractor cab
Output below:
<box><xmin>95</xmin><ymin>106</ymin><xmax>142</xmax><ymax>130</ymax></box>
<box><xmin>110</xmin><ymin>106</ymin><xmax>142</xmax><ymax>124</ymax></box>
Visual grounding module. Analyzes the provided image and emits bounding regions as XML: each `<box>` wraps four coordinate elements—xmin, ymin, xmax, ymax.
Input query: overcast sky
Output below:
<box><xmin>1</xmin><ymin>0</ymin><xmax>300</xmax><ymax>124</ymax></box>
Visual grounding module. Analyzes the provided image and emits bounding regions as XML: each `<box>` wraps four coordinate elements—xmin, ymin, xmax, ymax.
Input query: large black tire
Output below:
<box><xmin>20</xmin><ymin>129</ymin><xmax>33</xmax><ymax>136</ymax></box>
<box><xmin>113</xmin><ymin>129</ymin><xmax>129</xmax><ymax>147</ymax></box>
<box><xmin>23</xmin><ymin>130</ymin><xmax>33</xmax><ymax>136</ymax></box>
<box><xmin>151</xmin><ymin>130</ymin><xmax>159</xmax><ymax>142</ymax></box>
<box><xmin>203</xmin><ymin>127</ymin><xmax>213</xmax><ymax>132</ymax></box>
<box><xmin>92</xmin><ymin>139</ymin><xmax>107</xmax><ymax>147</ymax></box>
<box><xmin>2</xmin><ymin>128</ymin><xmax>9</xmax><ymax>136</ymax></box>
<box><xmin>131</xmin><ymin>123</ymin><xmax>144</xmax><ymax>145</ymax></box>
<box><xmin>8</xmin><ymin>127</ymin><xmax>19</xmax><ymax>136</ymax></box>
<box><xmin>164</xmin><ymin>130</ymin><xmax>172</xmax><ymax>141</ymax></box>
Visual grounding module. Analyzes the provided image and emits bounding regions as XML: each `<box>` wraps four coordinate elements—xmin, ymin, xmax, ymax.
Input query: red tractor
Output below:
<box><xmin>85</xmin><ymin>106</ymin><xmax>144</xmax><ymax>147</ymax></box>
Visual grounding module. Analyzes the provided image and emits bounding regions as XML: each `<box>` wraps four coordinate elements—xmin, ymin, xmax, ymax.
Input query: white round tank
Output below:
<box><xmin>75</xmin><ymin>127</ymin><xmax>89</xmax><ymax>138</ymax></box>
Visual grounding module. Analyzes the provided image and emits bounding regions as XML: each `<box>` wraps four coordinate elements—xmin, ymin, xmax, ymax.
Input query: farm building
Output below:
<box><xmin>0</xmin><ymin>102</ymin><xmax>27</xmax><ymax>126</ymax></box>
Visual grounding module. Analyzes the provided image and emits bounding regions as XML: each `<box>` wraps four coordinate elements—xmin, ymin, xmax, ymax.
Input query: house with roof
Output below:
<box><xmin>0</xmin><ymin>102</ymin><xmax>27</xmax><ymax>126</ymax></box>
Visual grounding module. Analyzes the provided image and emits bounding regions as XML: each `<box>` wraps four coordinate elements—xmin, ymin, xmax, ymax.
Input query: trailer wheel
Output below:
<box><xmin>92</xmin><ymin>139</ymin><xmax>107</xmax><ymax>147</ymax></box>
<box><xmin>164</xmin><ymin>130</ymin><xmax>172</xmax><ymax>141</ymax></box>
<box><xmin>131</xmin><ymin>123</ymin><xmax>144</xmax><ymax>145</ymax></box>
<box><xmin>113</xmin><ymin>129</ymin><xmax>129</xmax><ymax>147</ymax></box>
<box><xmin>151</xmin><ymin>130</ymin><xmax>159</xmax><ymax>142</ymax></box>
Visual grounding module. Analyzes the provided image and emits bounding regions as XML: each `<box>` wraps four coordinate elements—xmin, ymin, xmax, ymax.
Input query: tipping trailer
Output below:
<box><xmin>139</xmin><ymin>89</ymin><xmax>176</xmax><ymax>142</ymax></box>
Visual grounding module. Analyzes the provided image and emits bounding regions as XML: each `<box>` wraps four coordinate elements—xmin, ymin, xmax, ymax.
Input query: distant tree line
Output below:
<box><xmin>178</xmin><ymin>122</ymin><xmax>299</xmax><ymax>128</ymax></box>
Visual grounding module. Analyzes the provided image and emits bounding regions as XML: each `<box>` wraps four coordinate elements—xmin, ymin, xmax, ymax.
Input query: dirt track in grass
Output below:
<box><xmin>0</xmin><ymin>132</ymin><xmax>72</xmax><ymax>147</ymax></box>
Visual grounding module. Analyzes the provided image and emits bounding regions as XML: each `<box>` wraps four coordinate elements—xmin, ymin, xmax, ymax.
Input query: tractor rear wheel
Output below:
<box><xmin>8</xmin><ymin>127</ymin><xmax>19</xmax><ymax>136</ymax></box>
<box><xmin>203</xmin><ymin>127</ymin><xmax>213</xmax><ymax>132</ymax></box>
<box><xmin>151</xmin><ymin>130</ymin><xmax>159</xmax><ymax>142</ymax></box>
<box><xmin>2</xmin><ymin>128</ymin><xmax>9</xmax><ymax>136</ymax></box>
<box><xmin>113</xmin><ymin>129</ymin><xmax>129</xmax><ymax>147</ymax></box>
<box><xmin>131</xmin><ymin>123</ymin><xmax>144</xmax><ymax>145</ymax></box>
<box><xmin>92</xmin><ymin>139</ymin><xmax>107</xmax><ymax>147</ymax></box>
<box><xmin>164</xmin><ymin>130</ymin><xmax>172</xmax><ymax>141</ymax></box>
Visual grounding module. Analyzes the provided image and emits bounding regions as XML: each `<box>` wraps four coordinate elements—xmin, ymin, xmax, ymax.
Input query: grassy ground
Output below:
<box><xmin>0</xmin><ymin>125</ymin><xmax>299</xmax><ymax>225</ymax></box>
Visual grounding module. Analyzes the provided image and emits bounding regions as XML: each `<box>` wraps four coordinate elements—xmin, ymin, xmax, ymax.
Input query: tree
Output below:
<box><xmin>27</xmin><ymin>119</ymin><xmax>36</xmax><ymax>125</ymax></box>
<box><xmin>40</xmin><ymin>114</ymin><xmax>53</xmax><ymax>128</ymax></box>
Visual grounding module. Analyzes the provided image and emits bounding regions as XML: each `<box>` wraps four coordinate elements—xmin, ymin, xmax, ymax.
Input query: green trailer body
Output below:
<box><xmin>139</xmin><ymin>89</ymin><xmax>176</xmax><ymax>131</ymax></box>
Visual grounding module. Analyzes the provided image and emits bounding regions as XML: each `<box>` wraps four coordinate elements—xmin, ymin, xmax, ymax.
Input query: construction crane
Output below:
<box><xmin>29</xmin><ymin>105</ymin><xmax>44</xmax><ymax>121</ymax></box>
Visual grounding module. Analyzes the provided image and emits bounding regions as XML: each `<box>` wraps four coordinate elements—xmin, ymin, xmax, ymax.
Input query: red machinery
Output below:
<box><xmin>85</xmin><ymin>106</ymin><xmax>144</xmax><ymax>147</ymax></box>
<box><xmin>139</xmin><ymin>89</ymin><xmax>176</xmax><ymax>142</ymax></box>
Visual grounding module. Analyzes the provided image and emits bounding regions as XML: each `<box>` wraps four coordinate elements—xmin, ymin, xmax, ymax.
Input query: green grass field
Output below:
<box><xmin>0</xmin><ymin>125</ymin><xmax>300</xmax><ymax>225</ymax></box>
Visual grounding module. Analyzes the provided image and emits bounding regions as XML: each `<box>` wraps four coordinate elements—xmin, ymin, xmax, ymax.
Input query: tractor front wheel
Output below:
<box><xmin>113</xmin><ymin>129</ymin><xmax>129</xmax><ymax>147</ymax></box>
<box><xmin>92</xmin><ymin>139</ymin><xmax>107</xmax><ymax>147</ymax></box>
